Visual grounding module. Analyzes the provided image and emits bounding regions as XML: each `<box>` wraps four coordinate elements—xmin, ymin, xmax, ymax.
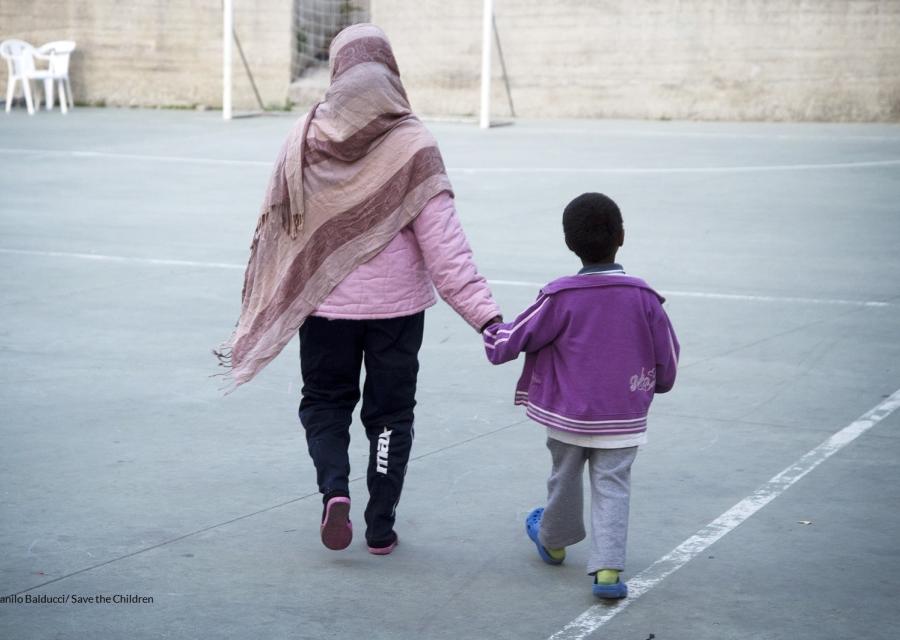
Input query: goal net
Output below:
<box><xmin>222</xmin><ymin>0</ymin><xmax>369</xmax><ymax>118</ymax></box>
<box><xmin>288</xmin><ymin>0</ymin><xmax>371</xmax><ymax>111</ymax></box>
<box><xmin>369</xmin><ymin>0</ymin><xmax>514</xmax><ymax>127</ymax></box>
<box><xmin>225</xmin><ymin>0</ymin><xmax>508</xmax><ymax>126</ymax></box>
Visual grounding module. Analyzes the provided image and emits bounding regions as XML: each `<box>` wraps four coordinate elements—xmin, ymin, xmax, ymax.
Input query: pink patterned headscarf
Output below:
<box><xmin>215</xmin><ymin>24</ymin><xmax>452</xmax><ymax>390</ymax></box>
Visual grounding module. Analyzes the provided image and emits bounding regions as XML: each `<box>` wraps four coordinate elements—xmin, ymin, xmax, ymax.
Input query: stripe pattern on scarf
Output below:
<box><xmin>216</xmin><ymin>24</ymin><xmax>453</xmax><ymax>390</ymax></box>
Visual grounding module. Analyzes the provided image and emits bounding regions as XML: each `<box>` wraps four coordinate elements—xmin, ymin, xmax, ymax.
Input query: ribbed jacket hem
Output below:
<box><xmin>312</xmin><ymin>299</ymin><xmax>436</xmax><ymax>321</ymax></box>
<box><xmin>514</xmin><ymin>391</ymin><xmax>648</xmax><ymax>436</ymax></box>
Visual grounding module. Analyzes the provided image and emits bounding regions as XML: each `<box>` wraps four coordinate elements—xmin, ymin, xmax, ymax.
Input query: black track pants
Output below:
<box><xmin>298</xmin><ymin>312</ymin><xmax>423</xmax><ymax>545</ymax></box>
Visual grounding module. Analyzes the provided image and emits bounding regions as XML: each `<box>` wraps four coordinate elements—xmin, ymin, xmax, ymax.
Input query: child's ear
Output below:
<box><xmin>619</xmin><ymin>228</ymin><xmax>625</xmax><ymax>247</ymax></box>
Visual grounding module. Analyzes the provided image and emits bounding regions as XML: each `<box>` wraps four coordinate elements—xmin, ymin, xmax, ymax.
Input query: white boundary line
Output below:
<box><xmin>0</xmin><ymin>248</ymin><xmax>245</xmax><ymax>270</ymax></box>
<box><xmin>0</xmin><ymin>148</ymin><xmax>270</xmax><ymax>167</ymax></box>
<box><xmin>450</xmin><ymin>159</ymin><xmax>900</xmax><ymax>174</ymax></box>
<box><xmin>548</xmin><ymin>388</ymin><xmax>900</xmax><ymax>640</ymax></box>
<box><xmin>0</xmin><ymin>249</ymin><xmax>892</xmax><ymax>308</ymax></box>
<box><xmin>660</xmin><ymin>289</ymin><xmax>889</xmax><ymax>308</ymax></box>
<box><xmin>480</xmin><ymin>125</ymin><xmax>900</xmax><ymax>143</ymax></box>
<box><xmin>1</xmin><ymin>148</ymin><xmax>899</xmax><ymax>174</ymax></box>
<box><xmin>483</xmin><ymin>277</ymin><xmax>890</xmax><ymax>308</ymax></box>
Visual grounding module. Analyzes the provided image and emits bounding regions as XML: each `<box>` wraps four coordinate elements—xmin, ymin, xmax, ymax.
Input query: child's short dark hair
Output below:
<box><xmin>562</xmin><ymin>192</ymin><xmax>623</xmax><ymax>263</ymax></box>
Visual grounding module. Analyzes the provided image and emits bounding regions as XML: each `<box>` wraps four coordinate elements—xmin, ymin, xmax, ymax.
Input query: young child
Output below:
<box><xmin>482</xmin><ymin>192</ymin><xmax>679</xmax><ymax>598</ymax></box>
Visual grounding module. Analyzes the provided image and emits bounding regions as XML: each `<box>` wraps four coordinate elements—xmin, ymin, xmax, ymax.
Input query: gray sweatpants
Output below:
<box><xmin>538</xmin><ymin>438</ymin><xmax>637</xmax><ymax>574</ymax></box>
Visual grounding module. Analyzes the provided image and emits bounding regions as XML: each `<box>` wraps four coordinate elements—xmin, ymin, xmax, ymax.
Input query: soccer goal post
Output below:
<box><xmin>223</xmin><ymin>0</ymin><xmax>507</xmax><ymax>125</ymax></box>
<box><xmin>223</xmin><ymin>0</ymin><xmax>373</xmax><ymax>118</ymax></box>
<box><xmin>223</xmin><ymin>0</ymin><xmax>321</xmax><ymax>118</ymax></box>
<box><xmin>479</xmin><ymin>0</ymin><xmax>493</xmax><ymax>128</ymax></box>
<box><xmin>222</xmin><ymin>0</ymin><xmax>233</xmax><ymax>120</ymax></box>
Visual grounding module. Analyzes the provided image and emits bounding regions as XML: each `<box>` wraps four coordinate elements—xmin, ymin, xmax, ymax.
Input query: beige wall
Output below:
<box><xmin>2</xmin><ymin>0</ymin><xmax>898</xmax><ymax>120</ymax></box>
<box><xmin>0</xmin><ymin>0</ymin><xmax>291</xmax><ymax>109</ymax></box>
<box><xmin>375</xmin><ymin>0</ymin><xmax>900</xmax><ymax>122</ymax></box>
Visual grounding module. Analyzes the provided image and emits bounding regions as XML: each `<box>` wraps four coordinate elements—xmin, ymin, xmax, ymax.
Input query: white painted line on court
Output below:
<box><xmin>662</xmin><ymin>289</ymin><xmax>890</xmax><ymax>308</ymax></box>
<box><xmin>486</xmin><ymin>126</ymin><xmax>900</xmax><ymax>143</ymax></box>
<box><xmin>0</xmin><ymin>248</ymin><xmax>892</xmax><ymax>308</ymax></box>
<box><xmin>486</xmin><ymin>278</ymin><xmax>890</xmax><ymax>308</ymax></box>
<box><xmin>0</xmin><ymin>147</ymin><xmax>270</xmax><ymax>167</ymax></box>
<box><xmin>488</xmin><ymin>278</ymin><xmax>548</xmax><ymax>288</ymax></box>
<box><xmin>1</xmin><ymin>147</ymin><xmax>899</xmax><ymax>174</ymax></box>
<box><xmin>0</xmin><ymin>248</ymin><xmax>246</xmax><ymax>270</ymax></box>
<box><xmin>547</xmin><ymin>387</ymin><xmax>900</xmax><ymax>640</ymax></box>
<box><xmin>450</xmin><ymin>159</ymin><xmax>900</xmax><ymax>174</ymax></box>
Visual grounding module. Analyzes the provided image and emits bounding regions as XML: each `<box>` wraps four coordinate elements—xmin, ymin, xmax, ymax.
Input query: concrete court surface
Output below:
<box><xmin>1</xmin><ymin>109</ymin><xmax>899</xmax><ymax>640</ymax></box>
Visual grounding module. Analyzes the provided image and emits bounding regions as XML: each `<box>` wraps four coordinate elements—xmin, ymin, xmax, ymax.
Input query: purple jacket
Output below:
<box><xmin>483</xmin><ymin>272</ymin><xmax>679</xmax><ymax>438</ymax></box>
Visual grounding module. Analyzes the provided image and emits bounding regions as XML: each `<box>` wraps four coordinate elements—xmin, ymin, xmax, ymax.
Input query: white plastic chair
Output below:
<box><xmin>35</xmin><ymin>40</ymin><xmax>76</xmax><ymax>113</ymax></box>
<box><xmin>1</xmin><ymin>39</ymin><xmax>47</xmax><ymax>115</ymax></box>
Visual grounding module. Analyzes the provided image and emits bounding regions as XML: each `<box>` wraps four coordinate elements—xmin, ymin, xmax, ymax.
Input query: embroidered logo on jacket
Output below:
<box><xmin>376</xmin><ymin>428</ymin><xmax>393</xmax><ymax>474</ymax></box>
<box><xmin>629</xmin><ymin>368</ymin><xmax>656</xmax><ymax>392</ymax></box>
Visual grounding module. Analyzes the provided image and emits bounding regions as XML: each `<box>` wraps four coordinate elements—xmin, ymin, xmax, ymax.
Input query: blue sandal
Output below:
<box><xmin>592</xmin><ymin>576</ymin><xmax>628</xmax><ymax>599</ymax></box>
<box><xmin>525</xmin><ymin>507</ymin><xmax>564</xmax><ymax>565</ymax></box>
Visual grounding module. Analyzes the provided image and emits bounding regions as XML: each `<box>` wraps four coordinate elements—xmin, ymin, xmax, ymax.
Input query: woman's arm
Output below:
<box><xmin>411</xmin><ymin>192</ymin><xmax>502</xmax><ymax>331</ymax></box>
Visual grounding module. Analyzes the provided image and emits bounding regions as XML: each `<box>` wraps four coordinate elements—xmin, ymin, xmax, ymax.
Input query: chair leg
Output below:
<box><xmin>5</xmin><ymin>77</ymin><xmax>14</xmax><ymax>113</ymax></box>
<box><xmin>66</xmin><ymin>77</ymin><xmax>74</xmax><ymax>109</ymax></box>
<box><xmin>43</xmin><ymin>78</ymin><xmax>54</xmax><ymax>110</ymax></box>
<box><xmin>58</xmin><ymin>80</ymin><xmax>68</xmax><ymax>114</ymax></box>
<box><xmin>23</xmin><ymin>79</ymin><xmax>35</xmax><ymax>115</ymax></box>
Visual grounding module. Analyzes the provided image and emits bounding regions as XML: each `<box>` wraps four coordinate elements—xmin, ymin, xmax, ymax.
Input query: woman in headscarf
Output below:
<box><xmin>217</xmin><ymin>24</ymin><xmax>501</xmax><ymax>554</ymax></box>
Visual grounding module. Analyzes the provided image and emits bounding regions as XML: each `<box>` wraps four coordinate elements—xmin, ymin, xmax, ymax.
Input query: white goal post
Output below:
<box><xmin>479</xmin><ymin>0</ymin><xmax>493</xmax><ymax>129</ymax></box>
<box><xmin>222</xmin><ymin>0</ymin><xmax>233</xmax><ymax>120</ymax></box>
<box><xmin>222</xmin><ymin>0</ymin><xmax>507</xmax><ymax>126</ymax></box>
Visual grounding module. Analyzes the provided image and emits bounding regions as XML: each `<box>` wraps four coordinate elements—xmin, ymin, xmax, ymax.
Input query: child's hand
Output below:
<box><xmin>480</xmin><ymin>315</ymin><xmax>504</xmax><ymax>333</ymax></box>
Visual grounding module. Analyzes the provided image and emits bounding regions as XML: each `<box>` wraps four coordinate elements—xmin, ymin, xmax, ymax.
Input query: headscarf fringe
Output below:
<box><xmin>209</xmin><ymin>349</ymin><xmax>238</xmax><ymax>395</ymax></box>
<box><xmin>212</xmin><ymin>344</ymin><xmax>233</xmax><ymax>368</ymax></box>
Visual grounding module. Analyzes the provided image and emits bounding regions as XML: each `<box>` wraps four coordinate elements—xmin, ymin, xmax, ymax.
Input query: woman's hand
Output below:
<box><xmin>480</xmin><ymin>315</ymin><xmax>504</xmax><ymax>333</ymax></box>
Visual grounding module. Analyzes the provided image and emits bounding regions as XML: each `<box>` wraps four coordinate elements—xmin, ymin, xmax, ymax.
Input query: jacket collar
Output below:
<box><xmin>578</xmin><ymin>263</ymin><xmax>625</xmax><ymax>275</ymax></box>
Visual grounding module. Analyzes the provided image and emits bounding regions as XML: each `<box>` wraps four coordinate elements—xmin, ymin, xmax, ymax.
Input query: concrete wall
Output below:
<box><xmin>0</xmin><ymin>0</ymin><xmax>291</xmax><ymax>110</ymax></box>
<box><xmin>375</xmin><ymin>0</ymin><xmax>900</xmax><ymax>122</ymax></box>
<box><xmin>2</xmin><ymin>0</ymin><xmax>898</xmax><ymax>120</ymax></box>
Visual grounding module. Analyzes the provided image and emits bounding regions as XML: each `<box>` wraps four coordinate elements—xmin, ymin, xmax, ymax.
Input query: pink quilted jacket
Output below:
<box><xmin>313</xmin><ymin>191</ymin><xmax>501</xmax><ymax>330</ymax></box>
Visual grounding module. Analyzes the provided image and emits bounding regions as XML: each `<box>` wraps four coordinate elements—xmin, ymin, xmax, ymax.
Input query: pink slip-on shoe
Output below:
<box><xmin>367</xmin><ymin>533</ymin><xmax>398</xmax><ymax>556</ymax></box>
<box><xmin>320</xmin><ymin>496</ymin><xmax>352</xmax><ymax>551</ymax></box>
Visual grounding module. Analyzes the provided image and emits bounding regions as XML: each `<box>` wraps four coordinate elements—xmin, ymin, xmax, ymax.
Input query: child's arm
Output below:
<box><xmin>483</xmin><ymin>293</ymin><xmax>562</xmax><ymax>364</ymax></box>
<box><xmin>412</xmin><ymin>192</ymin><xmax>501</xmax><ymax>331</ymax></box>
<box><xmin>651</xmin><ymin>300</ymin><xmax>680</xmax><ymax>393</ymax></box>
